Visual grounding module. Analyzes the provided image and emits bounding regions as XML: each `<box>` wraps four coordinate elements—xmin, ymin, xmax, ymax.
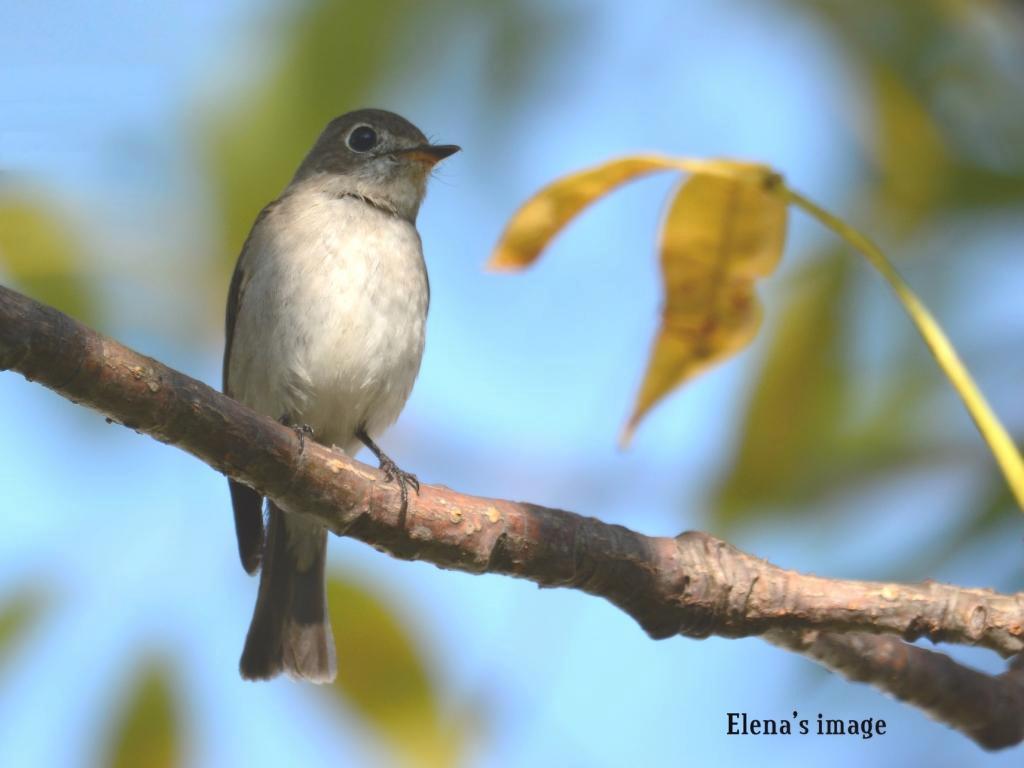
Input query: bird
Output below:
<box><xmin>222</xmin><ymin>109</ymin><xmax>459</xmax><ymax>682</ymax></box>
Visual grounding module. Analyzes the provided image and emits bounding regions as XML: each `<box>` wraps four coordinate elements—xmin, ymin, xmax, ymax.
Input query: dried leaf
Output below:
<box><xmin>489</xmin><ymin>156</ymin><xmax>677</xmax><ymax>270</ymax></box>
<box><xmin>622</xmin><ymin>165</ymin><xmax>787</xmax><ymax>443</ymax></box>
<box><xmin>102</xmin><ymin>660</ymin><xmax>181</xmax><ymax>768</ymax></box>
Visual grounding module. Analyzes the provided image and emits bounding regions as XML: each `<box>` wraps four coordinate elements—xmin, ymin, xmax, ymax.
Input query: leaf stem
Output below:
<box><xmin>782</xmin><ymin>186</ymin><xmax>1024</xmax><ymax>512</ymax></box>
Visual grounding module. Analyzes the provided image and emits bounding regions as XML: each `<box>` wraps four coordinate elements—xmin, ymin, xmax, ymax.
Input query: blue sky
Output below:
<box><xmin>2</xmin><ymin>1</ymin><xmax>1022</xmax><ymax>766</ymax></box>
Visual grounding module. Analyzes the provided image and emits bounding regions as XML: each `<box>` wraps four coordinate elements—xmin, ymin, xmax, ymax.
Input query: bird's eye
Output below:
<box><xmin>347</xmin><ymin>125</ymin><xmax>378</xmax><ymax>153</ymax></box>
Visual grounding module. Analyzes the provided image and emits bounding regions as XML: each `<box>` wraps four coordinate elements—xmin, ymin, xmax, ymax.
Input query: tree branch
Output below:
<box><xmin>767</xmin><ymin>631</ymin><xmax>1024</xmax><ymax>750</ymax></box>
<box><xmin>2</xmin><ymin>282</ymin><xmax>1023</xmax><ymax>748</ymax></box>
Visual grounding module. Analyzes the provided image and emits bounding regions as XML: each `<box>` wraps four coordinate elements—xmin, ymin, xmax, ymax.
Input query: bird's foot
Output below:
<box><xmin>357</xmin><ymin>428</ymin><xmax>420</xmax><ymax>514</ymax></box>
<box><xmin>379</xmin><ymin>454</ymin><xmax>420</xmax><ymax>510</ymax></box>
<box><xmin>280</xmin><ymin>416</ymin><xmax>315</xmax><ymax>453</ymax></box>
<box><xmin>295</xmin><ymin>424</ymin><xmax>314</xmax><ymax>453</ymax></box>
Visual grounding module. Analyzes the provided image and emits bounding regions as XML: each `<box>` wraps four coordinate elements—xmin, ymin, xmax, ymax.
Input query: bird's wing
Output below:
<box><xmin>224</xmin><ymin>200</ymin><xmax>279</xmax><ymax>575</ymax></box>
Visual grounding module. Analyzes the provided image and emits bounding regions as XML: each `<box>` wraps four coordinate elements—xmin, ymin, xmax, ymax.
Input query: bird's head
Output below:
<box><xmin>294</xmin><ymin>108</ymin><xmax>459</xmax><ymax>222</ymax></box>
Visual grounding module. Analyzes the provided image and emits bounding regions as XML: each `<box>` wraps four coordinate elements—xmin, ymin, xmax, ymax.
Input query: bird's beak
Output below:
<box><xmin>400</xmin><ymin>144</ymin><xmax>461</xmax><ymax>167</ymax></box>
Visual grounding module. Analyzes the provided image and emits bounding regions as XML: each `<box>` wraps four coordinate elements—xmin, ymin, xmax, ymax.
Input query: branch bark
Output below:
<box><xmin>2</xmin><ymin>282</ymin><xmax>1023</xmax><ymax>749</ymax></box>
<box><xmin>766</xmin><ymin>630</ymin><xmax>1024</xmax><ymax>750</ymax></box>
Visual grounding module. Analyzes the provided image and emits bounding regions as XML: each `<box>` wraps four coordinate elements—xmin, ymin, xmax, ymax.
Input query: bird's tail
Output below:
<box><xmin>240</xmin><ymin>503</ymin><xmax>337</xmax><ymax>683</ymax></box>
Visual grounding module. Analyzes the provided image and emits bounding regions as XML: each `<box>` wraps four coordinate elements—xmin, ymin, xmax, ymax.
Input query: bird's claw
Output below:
<box><xmin>379</xmin><ymin>455</ymin><xmax>420</xmax><ymax>510</ymax></box>
<box><xmin>296</xmin><ymin>425</ymin><xmax>314</xmax><ymax>453</ymax></box>
<box><xmin>357</xmin><ymin>428</ymin><xmax>420</xmax><ymax>518</ymax></box>
<box><xmin>281</xmin><ymin>417</ymin><xmax>315</xmax><ymax>453</ymax></box>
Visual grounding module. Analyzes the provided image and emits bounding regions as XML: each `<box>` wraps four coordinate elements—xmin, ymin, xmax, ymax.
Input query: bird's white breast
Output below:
<box><xmin>229</xmin><ymin>190</ymin><xmax>429</xmax><ymax>453</ymax></box>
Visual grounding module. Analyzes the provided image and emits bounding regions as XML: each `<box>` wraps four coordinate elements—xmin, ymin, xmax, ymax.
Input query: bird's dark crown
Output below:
<box><xmin>322</xmin><ymin>109</ymin><xmax>428</xmax><ymax>146</ymax></box>
<box><xmin>295</xmin><ymin>108</ymin><xmax>430</xmax><ymax>180</ymax></box>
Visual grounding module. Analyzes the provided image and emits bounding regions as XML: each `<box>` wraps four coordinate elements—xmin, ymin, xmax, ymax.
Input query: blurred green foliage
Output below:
<box><xmin>804</xmin><ymin>0</ymin><xmax>1024</xmax><ymax>218</ymax></box>
<box><xmin>0</xmin><ymin>196</ymin><xmax>94</xmax><ymax>322</ymax></box>
<box><xmin>203</xmin><ymin>0</ymin><xmax>416</xmax><ymax>273</ymax></box>
<box><xmin>100</xmin><ymin>660</ymin><xmax>181</xmax><ymax>768</ymax></box>
<box><xmin>326</xmin><ymin>574</ymin><xmax>464</xmax><ymax>768</ymax></box>
<box><xmin>711</xmin><ymin>0</ymin><xmax>1024</xmax><ymax>531</ymax></box>
<box><xmin>2</xmin><ymin>0</ymin><xmax>1022</xmax><ymax>763</ymax></box>
<box><xmin>0</xmin><ymin>586</ymin><xmax>47</xmax><ymax>671</ymax></box>
<box><xmin>202</xmin><ymin>0</ymin><xmax>575</xmax><ymax>276</ymax></box>
<box><xmin>714</xmin><ymin>255</ymin><xmax>946</xmax><ymax>524</ymax></box>
<box><xmin>716</xmin><ymin>257</ymin><xmax>852</xmax><ymax>521</ymax></box>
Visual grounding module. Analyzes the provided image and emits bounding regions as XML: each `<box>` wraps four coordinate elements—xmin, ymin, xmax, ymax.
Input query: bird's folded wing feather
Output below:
<box><xmin>224</xmin><ymin>200</ymin><xmax>280</xmax><ymax>574</ymax></box>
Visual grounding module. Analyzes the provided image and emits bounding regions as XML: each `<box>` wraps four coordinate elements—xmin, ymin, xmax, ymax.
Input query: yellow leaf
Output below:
<box><xmin>488</xmin><ymin>156</ymin><xmax>679</xmax><ymax>270</ymax></box>
<box><xmin>622</xmin><ymin>165</ymin><xmax>787</xmax><ymax>444</ymax></box>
